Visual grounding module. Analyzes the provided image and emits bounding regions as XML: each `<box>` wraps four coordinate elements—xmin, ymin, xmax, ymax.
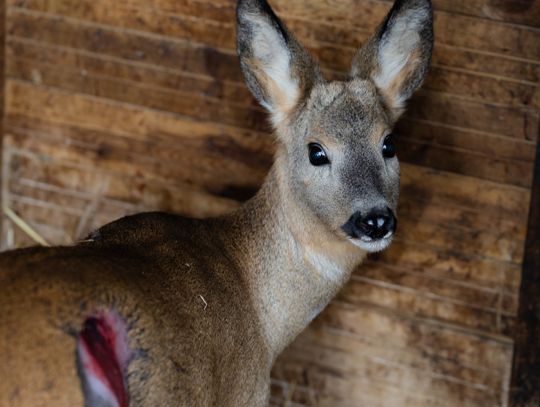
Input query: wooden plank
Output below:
<box><xmin>7</xmin><ymin>38</ymin><xmax>539</xmax><ymax>143</ymax></box>
<box><xmin>6</xmin><ymin>8</ymin><xmax>243</xmax><ymax>80</ymax></box>
<box><xmin>4</xmin><ymin>137</ymin><xmax>251</xmax><ymax>210</ymax></box>
<box><xmin>375</xmin><ymin>240</ymin><xmax>522</xmax><ymax>294</ymax></box>
<box><xmin>14</xmin><ymin>0</ymin><xmax>538</xmax><ymax>64</ymax></box>
<box><xmin>510</xmin><ymin>125</ymin><xmax>540</xmax><ymax>406</ymax></box>
<box><xmin>3</xmin><ymin>81</ymin><xmax>274</xmax><ymax>197</ymax></box>
<box><xmin>7</xmin><ymin>0</ymin><xmax>237</xmax><ymax>48</ymax></box>
<box><xmin>3</xmin><ymin>148</ymin><xmax>240</xmax><ymax>219</ymax></box>
<box><xmin>306</xmin><ymin>44</ymin><xmax>540</xmax><ymax>109</ymax></box>
<box><xmin>7</xmin><ymin>10</ymin><xmax>539</xmax><ymax>137</ymax></box>
<box><xmin>7</xmin><ymin>38</ymin><xmax>538</xmax><ymax>151</ymax></box>
<box><xmin>9</xmin><ymin>0</ymin><xmax>236</xmax><ymax>24</ymax></box>
<box><xmin>400</xmin><ymin>163</ymin><xmax>531</xmax><ymax>217</ymax></box>
<box><xmin>4</xmin><ymin>62</ymin><xmax>536</xmax><ymax>186</ymax></box>
<box><xmin>427</xmin><ymin>0</ymin><xmax>540</xmax><ymax>28</ymax></box>
<box><xmin>273</xmin><ymin>302</ymin><xmax>513</xmax><ymax>406</ymax></box>
<box><xmin>5</xmin><ymin>39</ymin><xmax>256</xmax><ymax>105</ymax></box>
<box><xmin>374</xmin><ymin>0</ymin><xmax>540</xmax><ymax>27</ymax></box>
<box><xmin>274</xmin><ymin>352</ymin><xmax>501</xmax><ymax>407</ymax></box>
<box><xmin>5</xmin><ymin>80</ymin><xmax>527</xmax><ymax>216</ymax></box>
<box><xmin>406</xmin><ymin>92</ymin><xmax>539</xmax><ymax>143</ymax></box>
<box><xmin>396</xmin><ymin>119</ymin><xmax>536</xmax><ymax>163</ymax></box>
<box><xmin>316</xmin><ymin>302</ymin><xmax>513</xmax><ymax>373</ymax></box>
<box><xmin>4</xmin><ymin>81</ymin><xmax>270</xmax><ymax>158</ymax></box>
<box><xmin>7</xmin><ymin>3</ymin><xmax>540</xmax><ymax>105</ymax></box>
<box><xmin>4</xmin><ymin>61</ymin><xmax>535</xmax><ymax>187</ymax></box>
<box><xmin>358</xmin><ymin>262</ymin><xmax>518</xmax><ymax>316</ymax></box>
<box><xmin>6</xmin><ymin>9</ymin><xmax>538</xmax><ymax>132</ymax></box>
<box><xmin>398</xmin><ymin>137</ymin><xmax>534</xmax><ymax>188</ymax></box>
<box><xmin>272</xmin><ymin>0</ymin><xmax>540</xmax><ymax>61</ymax></box>
<box><xmin>6</xmin><ymin>77</ymin><xmax>536</xmax><ymax>194</ymax></box>
<box><xmin>431</xmin><ymin>46</ymin><xmax>540</xmax><ymax>84</ymax></box>
<box><xmin>397</xmin><ymin>194</ymin><xmax>527</xmax><ymax>238</ymax></box>
<box><xmin>396</xmin><ymin>216</ymin><xmax>524</xmax><ymax>264</ymax></box>
<box><xmin>432</xmin><ymin>9</ymin><xmax>540</xmax><ymax>61</ymax></box>
<box><xmin>273</xmin><ymin>357</ymin><xmax>501</xmax><ymax>407</ymax></box>
<box><xmin>340</xmin><ymin>274</ymin><xmax>515</xmax><ymax>336</ymax></box>
<box><xmin>4</xmin><ymin>119</ymin><xmax>271</xmax><ymax>193</ymax></box>
<box><xmin>423</xmin><ymin>67</ymin><xmax>539</xmax><ymax>109</ymax></box>
<box><xmin>6</xmin><ymin>2</ymin><xmax>540</xmax><ymax>97</ymax></box>
<box><xmin>5</xmin><ymin>60</ymin><xmax>270</xmax><ymax>132</ymax></box>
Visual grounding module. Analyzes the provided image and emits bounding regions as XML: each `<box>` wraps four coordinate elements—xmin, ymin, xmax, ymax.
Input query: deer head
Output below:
<box><xmin>237</xmin><ymin>0</ymin><xmax>433</xmax><ymax>252</ymax></box>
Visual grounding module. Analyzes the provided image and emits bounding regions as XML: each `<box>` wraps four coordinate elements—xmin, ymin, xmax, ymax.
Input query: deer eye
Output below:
<box><xmin>308</xmin><ymin>143</ymin><xmax>330</xmax><ymax>166</ymax></box>
<box><xmin>382</xmin><ymin>134</ymin><xmax>396</xmax><ymax>159</ymax></box>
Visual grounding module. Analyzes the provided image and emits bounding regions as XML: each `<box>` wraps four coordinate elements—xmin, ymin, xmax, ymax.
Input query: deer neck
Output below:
<box><xmin>224</xmin><ymin>152</ymin><xmax>366</xmax><ymax>358</ymax></box>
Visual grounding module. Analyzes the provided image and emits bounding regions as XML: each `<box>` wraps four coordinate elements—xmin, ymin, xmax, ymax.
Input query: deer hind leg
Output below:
<box><xmin>76</xmin><ymin>311</ymin><xmax>132</xmax><ymax>407</ymax></box>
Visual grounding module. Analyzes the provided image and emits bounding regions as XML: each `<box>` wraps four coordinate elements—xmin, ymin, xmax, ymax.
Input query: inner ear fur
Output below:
<box><xmin>237</xmin><ymin>0</ymin><xmax>322</xmax><ymax>126</ymax></box>
<box><xmin>350</xmin><ymin>0</ymin><xmax>433</xmax><ymax>120</ymax></box>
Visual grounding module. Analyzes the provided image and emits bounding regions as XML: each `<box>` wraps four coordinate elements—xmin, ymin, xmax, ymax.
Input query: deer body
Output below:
<box><xmin>0</xmin><ymin>1</ymin><xmax>433</xmax><ymax>405</ymax></box>
<box><xmin>1</xmin><ymin>167</ymin><xmax>361</xmax><ymax>406</ymax></box>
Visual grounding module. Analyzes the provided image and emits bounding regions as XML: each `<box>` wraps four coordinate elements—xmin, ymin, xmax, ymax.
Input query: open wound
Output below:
<box><xmin>77</xmin><ymin>311</ymin><xmax>131</xmax><ymax>407</ymax></box>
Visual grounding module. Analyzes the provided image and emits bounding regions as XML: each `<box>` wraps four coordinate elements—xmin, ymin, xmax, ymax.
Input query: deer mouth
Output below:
<box><xmin>347</xmin><ymin>233</ymin><xmax>394</xmax><ymax>253</ymax></box>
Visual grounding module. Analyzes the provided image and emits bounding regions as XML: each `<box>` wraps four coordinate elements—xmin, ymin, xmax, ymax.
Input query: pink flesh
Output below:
<box><xmin>78</xmin><ymin>311</ymin><xmax>131</xmax><ymax>407</ymax></box>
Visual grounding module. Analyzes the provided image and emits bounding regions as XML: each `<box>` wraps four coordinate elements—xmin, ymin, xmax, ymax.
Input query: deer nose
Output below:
<box><xmin>356</xmin><ymin>208</ymin><xmax>396</xmax><ymax>240</ymax></box>
<box><xmin>342</xmin><ymin>208</ymin><xmax>397</xmax><ymax>241</ymax></box>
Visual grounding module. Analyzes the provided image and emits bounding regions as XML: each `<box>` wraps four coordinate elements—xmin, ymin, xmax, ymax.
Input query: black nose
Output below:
<box><xmin>342</xmin><ymin>208</ymin><xmax>397</xmax><ymax>240</ymax></box>
<box><xmin>358</xmin><ymin>209</ymin><xmax>396</xmax><ymax>239</ymax></box>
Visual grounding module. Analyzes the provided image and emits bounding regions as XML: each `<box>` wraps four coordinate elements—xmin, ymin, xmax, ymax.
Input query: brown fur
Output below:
<box><xmin>0</xmin><ymin>1</ymin><xmax>433</xmax><ymax>405</ymax></box>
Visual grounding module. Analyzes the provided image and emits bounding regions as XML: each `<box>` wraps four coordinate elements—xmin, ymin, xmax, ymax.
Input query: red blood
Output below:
<box><xmin>79</xmin><ymin>314</ymin><xmax>129</xmax><ymax>407</ymax></box>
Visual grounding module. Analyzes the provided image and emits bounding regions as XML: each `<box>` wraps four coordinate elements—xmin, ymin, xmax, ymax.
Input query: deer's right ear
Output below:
<box><xmin>237</xmin><ymin>0</ymin><xmax>321</xmax><ymax>126</ymax></box>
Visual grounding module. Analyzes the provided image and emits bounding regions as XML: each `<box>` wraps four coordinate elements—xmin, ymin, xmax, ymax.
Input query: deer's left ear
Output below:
<box><xmin>237</xmin><ymin>0</ymin><xmax>322</xmax><ymax>127</ymax></box>
<box><xmin>351</xmin><ymin>0</ymin><xmax>433</xmax><ymax>120</ymax></box>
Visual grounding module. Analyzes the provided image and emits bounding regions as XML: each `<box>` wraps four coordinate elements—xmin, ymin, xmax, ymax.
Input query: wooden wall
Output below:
<box><xmin>2</xmin><ymin>0</ymin><xmax>539</xmax><ymax>405</ymax></box>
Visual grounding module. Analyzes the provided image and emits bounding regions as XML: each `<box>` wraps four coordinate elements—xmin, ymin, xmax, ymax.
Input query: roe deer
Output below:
<box><xmin>0</xmin><ymin>0</ymin><xmax>433</xmax><ymax>405</ymax></box>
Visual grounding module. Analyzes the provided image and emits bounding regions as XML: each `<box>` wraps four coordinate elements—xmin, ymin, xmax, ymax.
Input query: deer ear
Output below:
<box><xmin>237</xmin><ymin>0</ymin><xmax>321</xmax><ymax>126</ymax></box>
<box><xmin>351</xmin><ymin>0</ymin><xmax>433</xmax><ymax>120</ymax></box>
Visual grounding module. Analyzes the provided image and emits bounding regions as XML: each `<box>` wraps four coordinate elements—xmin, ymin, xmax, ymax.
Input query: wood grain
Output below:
<box><xmin>2</xmin><ymin>0</ymin><xmax>538</xmax><ymax>405</ymax></box>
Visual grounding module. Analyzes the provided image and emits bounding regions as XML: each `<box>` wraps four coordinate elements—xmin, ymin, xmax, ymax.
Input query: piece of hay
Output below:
<box><xmin>3</xmin><ymin>205</ymin><xmax>50</xmax><ymax>247</ymax></box>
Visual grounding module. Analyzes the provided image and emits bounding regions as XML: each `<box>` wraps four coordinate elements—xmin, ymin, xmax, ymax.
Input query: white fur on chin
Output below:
<box><xmin>349</xmin><ymin>235</ymin><xmax>394</xmax><ymax>253</ymax></box>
